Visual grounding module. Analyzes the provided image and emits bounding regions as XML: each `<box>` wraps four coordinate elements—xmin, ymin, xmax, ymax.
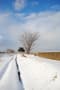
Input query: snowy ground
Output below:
<box><xmin>0</xmin><ymin>54</ymin><xmax>24</xmax><ymax>90</ymax></box>
<box><xmin>0</xmin><ymin>54</ymin><xmax>12</xmax><ymax>79</ymax></box>
<box><xmin>0</xmin><ymin>54</ymin><xmax>60</xmax><ymax>90</ymax></box>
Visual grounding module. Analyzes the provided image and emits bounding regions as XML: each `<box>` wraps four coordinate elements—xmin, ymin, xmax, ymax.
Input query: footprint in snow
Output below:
<box><xmin>51</xmin><ymin>73</ymin><xmax>58</xmax><ymax>81</ymax></box>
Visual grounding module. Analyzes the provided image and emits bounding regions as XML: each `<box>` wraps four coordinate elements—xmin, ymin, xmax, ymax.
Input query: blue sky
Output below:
<box><xmin>0</xmin><ymin>0</ymin><xmax>60</xmax><ymax>13</ymax></box>
<box><xmin>0</xmin><ymin>0</ymin><xmax>60</xmax><ymax>52</ymax></box>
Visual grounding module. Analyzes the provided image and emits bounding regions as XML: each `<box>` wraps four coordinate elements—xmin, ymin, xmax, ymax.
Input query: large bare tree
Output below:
<box><xmin>19</xmin><ymin>32</ymin><xmax>40</xmax><ymax>54</ymax></box>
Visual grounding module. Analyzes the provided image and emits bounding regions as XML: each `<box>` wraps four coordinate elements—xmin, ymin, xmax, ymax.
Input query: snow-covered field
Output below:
<box><xmin>0</xmin><ymin>54</ymin><xmax>60</xmax><ymax>90</ymax></box>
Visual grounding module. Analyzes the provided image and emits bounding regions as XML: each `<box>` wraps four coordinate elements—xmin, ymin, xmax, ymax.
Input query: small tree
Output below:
<box><xmin>19</xmin><ymin>32</ymin><xmax>40</xmax><ymax>54</ymax></box>
<box><xmin>18</xmin><ymin>47</ymin><xmax>25</xmax><ymax>52</ymax></box>
<box><xmin>6</xmin><ymin>49</ymin><xmax>15</xmax><ymax>53</ymax></box>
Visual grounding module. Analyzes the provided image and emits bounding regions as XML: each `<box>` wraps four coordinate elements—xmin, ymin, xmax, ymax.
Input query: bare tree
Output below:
<box><xmin>19</xmin><ymin>32</ymin><xmax>40</xmax><ymax>54</ymax></box>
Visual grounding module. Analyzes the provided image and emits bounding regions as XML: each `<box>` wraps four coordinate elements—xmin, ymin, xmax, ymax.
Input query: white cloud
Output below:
<box><xmin>0</xmin><ymin>13</ymin><xmax>10</xmax><ymax>24</ymax></box>
<box><xmin>0</xmin><ymin>11</ymin><xmax>60</xmax><ymax>51</ymax></box>
<box><xmin>9</xmin><ymin>11</ymin><xmax>60</xmax><ymax>51</ymax></box>
<box><xmin>14</xmin><ymin>0</ymin><xmax>26</xmax><ymax>10</ymax></box>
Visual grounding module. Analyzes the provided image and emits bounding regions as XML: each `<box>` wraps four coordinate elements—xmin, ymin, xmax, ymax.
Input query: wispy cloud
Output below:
<box><xmin>32</xmin><ymin>1</ymin><xmax>39</xmax><ymax>7</ymax></box>
<box><xmin>14</xmin><ymin>0</ymin><xmax>26</xmax><ymax>11</ymax></box>
<box><xmin>50</xmin><ymin>5</ymin><xmax>60</xmax><ymax>11</ymax></box>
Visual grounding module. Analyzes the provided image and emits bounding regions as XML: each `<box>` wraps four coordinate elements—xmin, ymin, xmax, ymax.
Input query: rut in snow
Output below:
<box><xmin>0</xmin><ymin>55</ymin><xmax>24</xmax><ymax>90</ymax></box>
<box><xmin>0</xmin><ymin>56</ymin><xmax>14</xmax><ymax>80</ymax></box>
<box><xmin>15</xmin><ymin>56</ymin><xmax>22</xmax><ymax>82</ymax></box>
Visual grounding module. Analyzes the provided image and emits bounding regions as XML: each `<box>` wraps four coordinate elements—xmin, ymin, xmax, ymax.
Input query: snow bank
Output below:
<box><xmin>0</xmin><ymin>53</ymin><xmax>60</xmax><ymax>90</ymax></box>
<box><xmin>0</xmin><ymin>55</ymin><xmax>14</xmax><ymax>79</ymax></box>
<box><xmin>0</xmin><ymin>55</ymin><xmax>24</xmax><ymax>90</ymax></box>
<box><xmin>17</xmin><ymin>54</ymin><xmax>60</xmax><ymax>90</ymax></box>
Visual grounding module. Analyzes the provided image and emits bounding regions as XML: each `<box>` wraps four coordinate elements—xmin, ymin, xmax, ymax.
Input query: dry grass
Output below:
<box><xmin>34</xmin><ymin>52</ymin><xmax>60</xmax><ymax>60</ymax></box>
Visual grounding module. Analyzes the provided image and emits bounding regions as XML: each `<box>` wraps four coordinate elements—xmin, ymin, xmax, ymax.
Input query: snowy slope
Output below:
<box><xmin>17</xmin><ymin>54</ymin><xmax>60</xmax><ymax>90</ymax></box>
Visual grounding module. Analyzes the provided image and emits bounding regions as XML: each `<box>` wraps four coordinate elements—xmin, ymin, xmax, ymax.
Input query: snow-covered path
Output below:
<box><xmin>17</xmin><ymin>54</ymin><xmax>60</xmax><ymax>90</ymax></box>
<box><xmin>0</xmin><ymin>55</ymin><xmax>24</xmax><ymax>90</ymax></box>
<box><xmin>0</xmin><ymin>56</ymin><xmax>13</xmax><ymax>79</ymax></box>
<box><xmin>0</xmin><ymin>54</ymin><xmax>60</xmax><ymax>90</ymax></box>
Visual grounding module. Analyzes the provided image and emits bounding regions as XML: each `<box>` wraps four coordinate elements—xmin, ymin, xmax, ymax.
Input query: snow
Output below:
<box><xmin>17</xmin><ymin>54</ymin><xmax>60</xmax><ymax>90</ymax></box>
<box><xmin>0</xmin><ymin>54</ymin><xmax>14</xmax><ymax>79</ymax></box>
<box><xmin>0</xmin><ymin>55</ymin><xmax>24</xmax><ymax>90</ymax></box>
<box><xmin>0</xmin><ymin>53</ymin><xmax>60</xmax><ymax>90</ymax></box>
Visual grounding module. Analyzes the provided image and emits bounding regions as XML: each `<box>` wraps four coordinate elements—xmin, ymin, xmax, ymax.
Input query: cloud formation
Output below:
<box><xmin>20</xmin><ymin>12</ymin><xmax>60</xmax><ymax>51</ymax></box>
<box><xmin>14</xmin><ymin>0</ymin><xmax>26</xmax><ymax>10</ymax></box>
<box><xmin>32</xmin><ymin>1</ymin><xmax>39</xmax><ymax>7</ymax></box>
<box><xmin>0</xmin><ymin>11</ymin><xmax>60</xmax><ymax>51</ymax></box>
<box><xmin>50</xmin><ymin>5</ymin><xmax>60</xmax><ymax>11</ymax></box>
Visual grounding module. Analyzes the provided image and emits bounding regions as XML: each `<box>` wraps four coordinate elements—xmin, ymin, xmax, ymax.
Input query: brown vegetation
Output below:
<box><xmin>34</xmin><ymin>52</ymin><xmax>60</xmax><ymax>60</ymax></box>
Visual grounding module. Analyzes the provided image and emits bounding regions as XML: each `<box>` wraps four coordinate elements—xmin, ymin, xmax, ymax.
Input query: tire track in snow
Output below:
<box><xmin>15</xmin><ymin>55</ymin><xmax>24</xmax><ymax>89</ymax></box>
<box><xmin>0</xmin><ymin>56</ymin><xmax>14</xmax><ymax>80</ymax></box>
<box><xmin>0</xmin><ymin>55</ymin><xmax>24</xmax><ymax>90</ymax></box>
